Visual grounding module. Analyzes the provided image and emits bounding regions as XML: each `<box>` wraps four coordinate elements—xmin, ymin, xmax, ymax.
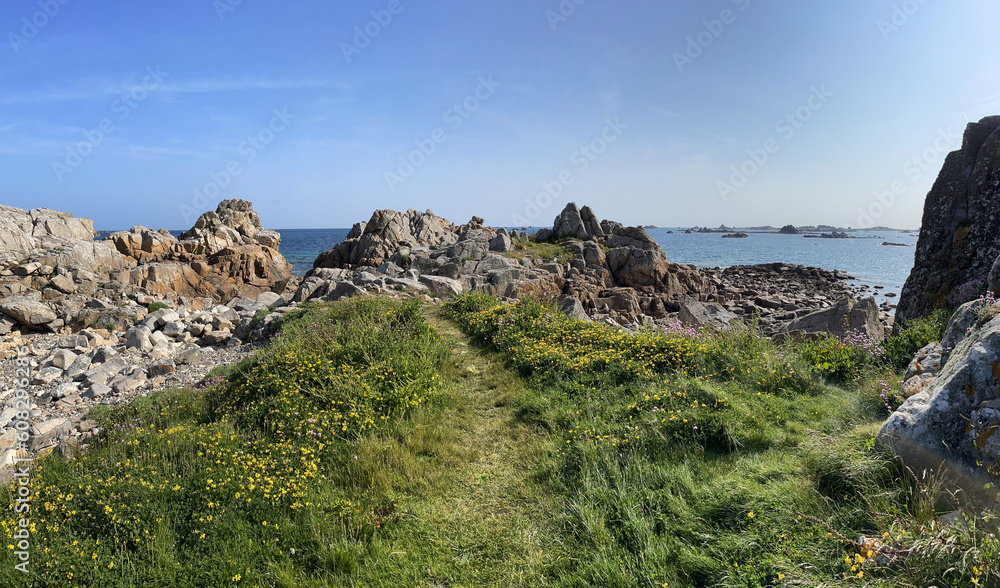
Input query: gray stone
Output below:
<box><xmin>111</xmin><ymin>369</ymin><xmax>147</xmax><ymax>394</ymax></box>
<box><xmin>489</xmin><ymin>233</ymin><xmax>513</xmax><ymax>253</ymax></box>
<box><xmin>0</xmin><ymin>297</ymin><xmax>57</xmax><ymax>326</ymax></box>
<box><xmin>324</xmin><ymin>281</ymin><xmax>363</xmax><ymax>302</ymax></box>
<box><xmin>30</xmin><ymin>418</ymin><xmax>72</xmax><ymax>450</ymax></box>
<box><xmin>940</xmin><ymin>300</ymin><xmax>981</xmax><ymax>364</ymax></box>
<box><xmin>896</xmin><ymin>116</ymin><xmax>1000</xmax><ymax>324</ymax></box>
<box><xmin>82</xmin><ymin>383</ymin><xmax>111</xmax><ymax>400</ymax></box>
<box><xmin>65</xmin><ymin>354</ymin><xmax>93</xmax><ymax>379</ymax></box>
<box><xmin>50</xmin><ymin>274</ymin><xmax>77</xmax><ymax>294</ymax></box>
<box><xmin>52</xmin><ymin>382</ymin><xmax>79</xmax><ymax>400</ymax></box>
<box><xmin>124</xmin><ymin>325</ymin><xmax>153</xmax><ymax>352</ymax></box>
<box><xmin>13</xmin><ymin>262</ymin><xmax>41</xmax><ymax>276</ymax></box>
<box><xmin>148</xmin><ymin>359</ymin><xmax>176</xmax><ymax>377</ymax></box>
<box><xmin>202</xmin><ymin>329</ymin><xmax>231</xmax><ymax>345</ymax></box>
<box><xmin>256</xmin><ymin>291</ymin><xmax>284</xmax><ymax>307</ymax></box>
<box><xmin>58</xmin><ymin>334</ymin><xmax>89</xmax><ymax>349</ymax></box>
<box><xmin>162</xmin><ymin>321</ymin><xmax>186</xmax><ymax>337</ymax></box>
<box><xmin>32</xmin><ymin>367</ymin><xmax>63</xmax><ymax>385</ymax></box>
<box><xmin>678</xmin><ymin>299</ymin><xmax>737</xmax><ymax>332</ymax></box>
<box><xmin>149</xmin><ymin>330</ymin><xmax>170</xmax><ymax>347</ymax></box>
<box><xmin>50</xmin><ymin>349</ymin><xmax>77</xmax><ymax>370</ymax></box>
<box><xmin>90</xmin><ymin>345</ymin><xmax>118</xmax><ymax>364</ymax></box>
<box><xmin>781</xmin><ymin>297</ymin><xmax>884</xmax><ymax>341</ymax></box>
<box><xmin>175</xmin><ymin>348</ymin><xmax>204</xmax><ymax>365</ymax></box>
<box><xmin>877</xmin><ymin>312</ymin><xmax>1000</xmax><ymax>492</ymax></box>
<box><xmin>418</xmin><ymin>275</ymin><xmax>464</xmax><ymax>297</ymax></box>
<box><xmin>559</xmin><ymin>297</ymin><xmax>590</xmax><ymax>322</ymax></box>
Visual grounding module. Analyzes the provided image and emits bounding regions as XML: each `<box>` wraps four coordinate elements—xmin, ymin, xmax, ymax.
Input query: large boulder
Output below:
<box><xmin>896</xmin><ymin>116</ymin><xmax>1000</xmax><ymax>325</ymax></box>
<box><xmin>877</xmin><ymin>311</ymin><xmax>1000</xmax><ymax>491</ymax></box>
<box><xmin>781</xmin><ymin>296</ymin><xmax>884</xmax><ymax>341</ymax></box>
<box><xmin>107</xmin><ymin>226</ymin><xmax>180</xmax><ymax>263</ymax></box>
<box><xmin>29</xmin><ymin>208</ymin><xmax>95</xmax><ymax>241</ymax></box>
<box><xmin>178</xmin><ymin>198</ymin><xmax>279</xmax><ymax>253</ymax></box>
<box><xmin>0</xmin><ymin>297</ymin><xmax>57</xmax><ymax>327</ymax></box>
<box><xmin>678</xmin><ymin>299</ymin><xmax>737</xmax><ymax>331</ymax></box>
<box><xmin>0</xmin><ymin>205</ymin><xmax>36</xmax><ymax>254</ymax></box>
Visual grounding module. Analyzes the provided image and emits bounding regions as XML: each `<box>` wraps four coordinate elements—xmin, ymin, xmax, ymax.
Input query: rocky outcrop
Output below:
<box><xmin>306</xmin><ymin>203</ymin><xmax>882</xmax><ymax>331</ymax></box>
<box><xmin>877</xmin><ymin>300</ymin><xmax>1000</xmax><ymax>491</ymax></box>
<box><xmin>313</xmin><ymin>209</ymin><xmax>460</xmax><ymax>269</ymax></box>
<box><xmin>896</xmin><ymin>116</ymin><xmax>1000</xmax><ymax>325</ymax></box>
<box><xmin>0</xmin><ymin>199</ymin><xmax>291</xmax><ymax>334</ymax></box>
<box><xmin>553</xmin><ymin>203</ymin><xmax>604</xmax><ymax>240</ymax></box>
<box><xmin>107</xmin><ymin>199</ymin><xmax>294</xmax><ymax>302</ymax></box>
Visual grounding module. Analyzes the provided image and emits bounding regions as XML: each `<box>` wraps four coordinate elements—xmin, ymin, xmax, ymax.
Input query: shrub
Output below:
<box><xmin>147</xmin><ymin>301</ymin><xmax>171</xmax><ymax>313</ymax></box>
<box><xmin>883</xmin><ymin>308</ymin><xmax>952</xmax><ymax>371</ymax></box>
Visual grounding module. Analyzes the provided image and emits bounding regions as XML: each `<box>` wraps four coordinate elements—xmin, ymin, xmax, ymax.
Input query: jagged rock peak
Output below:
<box><xmin>896</xmin><ymin>116</ymin><xmax>1000</xmax><ymax>324</ymax></box>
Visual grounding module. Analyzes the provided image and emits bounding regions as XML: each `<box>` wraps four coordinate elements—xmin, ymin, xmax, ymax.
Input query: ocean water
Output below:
<box><xmin>275</xmin><ymin>228</ymin><xmax>918</xmax><ymax>300</ymax></box>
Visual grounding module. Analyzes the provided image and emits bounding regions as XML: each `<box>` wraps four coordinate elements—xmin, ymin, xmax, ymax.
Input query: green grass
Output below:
<box><xmin>2</xmin><ymin>294</ymin><xmax>995</xmax><ymax>587</ymax></box>
<box><xmin>441</xmin><ymin>294</ymin><xmax>999</xmax><ymax>587</ymax></box>
<box><xmin>503</xmin><ymin>238</ymin><xmax>574</xmax><ymax>265</ymax></box>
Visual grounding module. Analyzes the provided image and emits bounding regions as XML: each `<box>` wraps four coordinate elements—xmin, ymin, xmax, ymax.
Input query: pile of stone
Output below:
<box><xmin>0</xmin><ymin>290</ymin><xmax>301</xmax><ymax>477</ymax></box>
<box><xmin>0</xmin><ymin>199</ymin><xmax>294</xmax><ymax>336</ymax></box>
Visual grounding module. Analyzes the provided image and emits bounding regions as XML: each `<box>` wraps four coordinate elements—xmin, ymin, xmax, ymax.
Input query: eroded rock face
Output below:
<box><xmin>877</xmin><ymin>311</ymin><xmax>1000</xmax><ymax>490</ymax></box>
<box><xmin>106</xmin><ymin>200</ymin><xmax>293</xmax><ymax>302</ymax></box>
<box><xmin>313</xmin><ymin>209</ymin><xmax>459</xmax><ymax>269</ymax></box>
<box><xmin>896</xmin><ymin>116</ymin><xmax>1000</xmax><ymax>325</ymax></box>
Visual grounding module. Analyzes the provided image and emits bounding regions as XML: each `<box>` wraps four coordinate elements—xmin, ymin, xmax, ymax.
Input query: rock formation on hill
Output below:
<box><xmin>0</xmin><ymin>199</ymin><xmax>292</xmax><ymax>334</ymax></box>
<box><xmin>896</xmin><ymin>116</ymin><xmax>1000</xmax><ymax>325</ymax></box>
<box><xmin>107</xmin><ymin>199</ymin><xmax>293</xmax><ymax>302</ymax></box>
<box><xmin>305</xmin><ymin>202</ymin><xmax>886</xmax><ymax>337</ymax></box>
<box><xmin>307</xmin><ymin>203</ymin><xmax>716</xmax><ymax>325</ymax></box>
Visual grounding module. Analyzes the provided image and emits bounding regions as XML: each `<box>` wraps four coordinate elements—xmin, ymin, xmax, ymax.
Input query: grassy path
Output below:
<box><xmin>341</xmin><ymin>307</ymin><xmax>563</xmax><ymax>587</ymax></box>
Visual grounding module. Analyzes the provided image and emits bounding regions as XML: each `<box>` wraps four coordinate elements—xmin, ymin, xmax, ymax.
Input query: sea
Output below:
<box><xmin>272</xmin><ymin>228</ymin><xmax>918</xmax><ymax>302</ymax></box>
<box><xmin>142</xmin><ymin>228</ymin><xmax>916</xmax><ymax>302</ymax></box>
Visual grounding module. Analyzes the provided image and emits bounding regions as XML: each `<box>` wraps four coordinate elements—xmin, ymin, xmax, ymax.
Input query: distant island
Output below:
<box><xmin>677</xmin><ymin>224</ymin><xmax>916</xmax><ymax>234</ymax></box>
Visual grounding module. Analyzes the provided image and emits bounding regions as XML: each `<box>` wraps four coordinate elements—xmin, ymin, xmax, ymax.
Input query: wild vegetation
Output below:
<box><xmin>2</xmin><ymin>294</ymin><xmax>996</xmax><ymax>587</ymax></box>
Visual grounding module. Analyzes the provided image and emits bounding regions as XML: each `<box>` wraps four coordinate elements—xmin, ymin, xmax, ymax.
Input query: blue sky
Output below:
<box><xmin>1</xmin><ymin>0</ymin><xmax>998</xmax><ymax>230</ymax></box>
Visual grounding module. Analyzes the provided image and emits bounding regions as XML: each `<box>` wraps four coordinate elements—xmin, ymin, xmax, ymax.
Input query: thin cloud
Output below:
<box><xmin>644</xmin><ymin>105</ymin><xmax>685</xmax><ymax>119</ymax></box>
<box><xmin>0</xmin><ymin>77</ymin><xmax>341</xmax><ymax>105</ymax></box>
<box><xmin>968</xmin><ymin>93</ymin><xmax>1000</xmax><ymax>106</ymax></box>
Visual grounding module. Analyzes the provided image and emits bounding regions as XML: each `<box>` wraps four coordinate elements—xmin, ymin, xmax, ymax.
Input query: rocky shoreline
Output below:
<box><xmin>0</xmin><ymin>199</ymin><xmax>890</xmax><ymax>476</ymax></box>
